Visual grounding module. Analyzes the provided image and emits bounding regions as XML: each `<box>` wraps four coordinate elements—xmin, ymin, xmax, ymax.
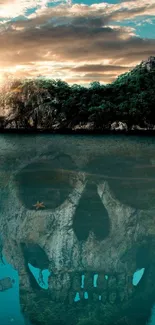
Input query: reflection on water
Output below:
<box><xmin>1</xmin><ymin>134</ymin><xmax>155</xmax><ymax>324</ymax></box>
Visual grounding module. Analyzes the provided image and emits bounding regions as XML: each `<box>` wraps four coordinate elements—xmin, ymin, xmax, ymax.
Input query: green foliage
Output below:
<box><xmin>1</xmin><ymin>60</ymin><xmax>155</xmax><ymax>129</ymax></box>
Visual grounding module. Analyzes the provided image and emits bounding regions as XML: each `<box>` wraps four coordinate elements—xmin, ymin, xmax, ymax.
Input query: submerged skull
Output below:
<box><xmin>1</xmin><ymin>135</ymin><xmax>155</xmax><ymax>325</ymax></box>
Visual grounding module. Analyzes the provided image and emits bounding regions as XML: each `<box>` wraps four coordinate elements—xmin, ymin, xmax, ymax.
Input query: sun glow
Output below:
<box><xmin>0</xmin><ymin>0</ymin><xmax>50</xmax><ymax>19</ymax></box>
<box><xmin>0</xmin><ymin>74</ymin><xmax>5</xmax><ymax>84</ymax></box>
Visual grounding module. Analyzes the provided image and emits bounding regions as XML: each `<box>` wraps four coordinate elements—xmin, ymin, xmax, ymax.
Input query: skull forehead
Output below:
<box><xmin>1</xmin><ymin>134</ymin><xmax>155</xmax><ymax>224</ymax></box>
<box><xmin>1</xmin><ymin>135</ymin><xmax>154</xmax><ymax>240</ymax></box>
<box><xmin>1</xmin><ymin>134</ymin><xmax>154</xmax><ymax>164</ymax></box>
<box><xmin>7</xmin><ymin>146</ymin><xmax>152</xmax><ymax>179</ymax></box>
<box><xmin>10</xmin><ymin>149</ymin><xmax>155</xmax><ymax>213</ymax></box>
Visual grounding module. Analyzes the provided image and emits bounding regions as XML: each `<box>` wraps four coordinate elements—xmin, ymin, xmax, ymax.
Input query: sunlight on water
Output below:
<box><xmin>0</xmin><ymin>258</ymin><xmax>25</xmax><ymax>325</ymax></box>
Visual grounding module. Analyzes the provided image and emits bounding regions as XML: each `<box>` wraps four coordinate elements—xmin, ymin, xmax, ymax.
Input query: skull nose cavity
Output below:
<box><xmin>73</xmin><ymin>182</ymin><xmax>111</xmax><ymax>241</ymax></box>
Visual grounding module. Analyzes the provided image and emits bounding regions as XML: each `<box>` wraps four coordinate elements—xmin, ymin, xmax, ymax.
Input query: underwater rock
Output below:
<box><xmin>0</xmin><ymin>136</ymin><xmax>155</xmax><ymax>325</ymax></box>
<box><xmin>0</xmin><ymin>277</ymin><xmax>14</xmax><ymax>291</ymax></box>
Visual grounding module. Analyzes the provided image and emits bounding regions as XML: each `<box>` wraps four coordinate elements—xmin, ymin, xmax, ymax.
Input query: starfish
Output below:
<box><xmin>33</xmin><ymin>201</ymin><xmax>45</xmax><ymax>209</ymax></box>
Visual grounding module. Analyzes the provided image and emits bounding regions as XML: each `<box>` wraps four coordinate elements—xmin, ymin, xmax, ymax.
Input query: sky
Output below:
<box><xmin>0</xmin><ymin>0</ymin><xmax>155</xmax><ymax>86</ymax></box>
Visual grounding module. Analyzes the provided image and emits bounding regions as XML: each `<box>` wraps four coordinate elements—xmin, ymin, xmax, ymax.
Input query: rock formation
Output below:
<box><xmin>0</xmin><ymin>55</ymin><xmax>155</xmax><ymax>133</ymax></box>
<box><xmin>0</xmin><ymin>136</ymin><xmax>155</xmax><ymax>324</ymax></box>
<box><xmin>0</xmin><ymin>277</ymin><xmax>14</xmax><ymax>291</ymax></box>
<box><xmin>141</xmin><ymin>56</ymin><xmax>155</xmax><ymax>72</ymax></box>
<box><xmin>110</xmin><ymin>121</ymin><xmax>127</xmax><ymax>131</ymax></box>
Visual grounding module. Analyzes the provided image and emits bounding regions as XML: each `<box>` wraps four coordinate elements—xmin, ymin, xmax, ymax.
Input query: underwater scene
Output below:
<box><xmin>1</xmin><ymin>134</ymin><xmax>155</xmax><ymax>325</ymax></box>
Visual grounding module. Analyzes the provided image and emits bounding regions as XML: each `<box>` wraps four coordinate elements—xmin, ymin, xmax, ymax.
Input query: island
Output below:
<box><xmin>0</xmin><ymin>55</ymin><xmax>155</xmax><ymax>134</ymax></box>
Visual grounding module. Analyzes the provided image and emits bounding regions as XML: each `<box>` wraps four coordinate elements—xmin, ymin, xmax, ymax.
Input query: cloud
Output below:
<box><xmin>70</xmin><ymin>64</ymin><xmax>133</xmax><ymax>72</ymax></box>
<box><xmin>64</xmin><ymin>73</ymin><xmax>116</xmax><ymax>85</ymax></box>
<box><xmin>0</xmin><ymin>23</ymin><xmax>146</xmax><ymax>63</ymax></box>
<box><xmin>23</xmin><ymin>0</ymin><xmax>155</xmax><ymax>25</ymax></box>
<box><xmin>0</xmin><ymin>0</ymin><xmax>68</xmax><ymax>20</ymax></box>
<box><xmin>0</xmin><ymin>0</ymin><xmax>154</xmax><ymax>85</ymax></box>
<box><xmin>0</xmin><ymin>19</ymin><xmax>154</xmax><ymax>84</ymax></box>
<box><xmin>0</xmin><ymin>0</ymin><xmax>154</xmax><ymax>28</ymax></box>
<box><xmin>135</xmin><ymin>17</ymin><xmax>155</xmax><ymax>26</ymax></box>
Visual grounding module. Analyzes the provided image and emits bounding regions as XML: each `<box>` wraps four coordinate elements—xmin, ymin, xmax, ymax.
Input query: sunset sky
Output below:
<box><xmin>0</xmin><ymin>0</ymin><xmax>155</xmax><ymax>86</ymax></box>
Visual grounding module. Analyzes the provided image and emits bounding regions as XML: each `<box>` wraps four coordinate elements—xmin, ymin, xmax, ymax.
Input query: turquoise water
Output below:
<box><xmin>0</xmin><ymin>259</ymin><xmax>25</xmax><ymax>325</ymax></box>
<box><xmin>1</xmin><ymin>134</ymin><xmax>155</xmax><ymax>325</ymax></box>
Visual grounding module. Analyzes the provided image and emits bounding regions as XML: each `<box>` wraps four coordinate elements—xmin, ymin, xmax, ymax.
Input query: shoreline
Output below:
<box><xmin>0</xmin><ymin>128</ymin><xmax>155</xmax><ymax>136</ymax></box>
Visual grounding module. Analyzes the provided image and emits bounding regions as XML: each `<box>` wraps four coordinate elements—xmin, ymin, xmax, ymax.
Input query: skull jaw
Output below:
<box><xmin>20</xmin><ymin>263</ymin><xmax>155</xmax><ymax>325</ymax></box>
<box><xmin>17</xmin><ymin>231</ymin><xmax>155</xmax><ymax>325</ymax></box>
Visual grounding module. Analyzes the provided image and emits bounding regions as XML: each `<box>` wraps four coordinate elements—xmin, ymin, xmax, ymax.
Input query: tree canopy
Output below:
<box><xmin>0</xmin><ymin>59</ymin><xmax>155</xmax><ymax>130</ymax></box>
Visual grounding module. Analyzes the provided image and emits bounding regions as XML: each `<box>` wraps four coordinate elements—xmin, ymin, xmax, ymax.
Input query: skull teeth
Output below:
<box><xmin>48</xmin><ymin>272</ymin><xmax>137</xmax><ymax>303</ymax></box>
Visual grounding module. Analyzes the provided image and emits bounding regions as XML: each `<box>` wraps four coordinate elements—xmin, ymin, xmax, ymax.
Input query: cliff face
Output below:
<box><xmin>141</xmin><ymin>56</ymin><xmax>155</xmax><ymax>71</ymax></box>
<box><xmin>1</xmin><ymin>136</ymin><xmax>155</xmax><ymax>325</ymax></box>
<box><xmin>0</xmin><ymin>55</ymin><xmax>155</xmax><ymax>132</ymax></box>
<box><xmin>0</xmin><ymin>80</ymin><xmax>64</xmax><ymax>130</ymax></box>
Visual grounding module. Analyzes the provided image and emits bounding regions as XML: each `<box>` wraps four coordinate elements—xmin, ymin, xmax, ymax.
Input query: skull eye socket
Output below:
<box><xmin>108</xmin><ymin>178</ymin><xmax>155</xmax><ymax>210</ymax></box>
<box><xmin>87</xmin><ymin>156</ymin><xmax>155</xmax><ymax>210</ymax></box>
<box><xmin>108</xmin><ymin>161</ymin><xmax>155</xmax><ymax>210</ymax></box>
<box><xmin>15</xmin><ymin>154</ymin><xmax>78</xmax><ymax>209</ymax></box>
